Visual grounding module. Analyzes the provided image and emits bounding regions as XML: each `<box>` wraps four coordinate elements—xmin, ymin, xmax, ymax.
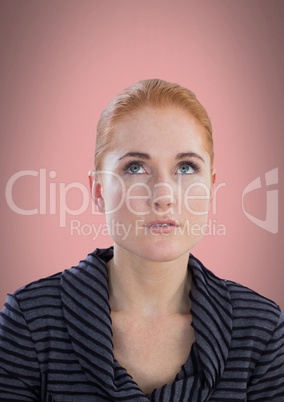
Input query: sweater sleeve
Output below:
<box><xmin>0</xmin><ymin>294</ymin><xmax>40</xmax><ymax>401</ymax></box>
<box><xmin>247</xmin><ymin>309</ymin><xmax>284</xmax><ymax>401</ymax></box>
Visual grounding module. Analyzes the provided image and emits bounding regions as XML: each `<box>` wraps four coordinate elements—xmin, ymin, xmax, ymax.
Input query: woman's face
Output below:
<box><xmin>96</xmin><ymin>106</ymin><xmax>215</xmax><ymax>262</ymax></box>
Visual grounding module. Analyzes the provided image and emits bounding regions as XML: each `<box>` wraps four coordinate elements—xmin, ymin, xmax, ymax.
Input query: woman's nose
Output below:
<box><xmin>149</xmin><ymin>180</ymin><xmax>177</xmax><ymax>213</ymax></box>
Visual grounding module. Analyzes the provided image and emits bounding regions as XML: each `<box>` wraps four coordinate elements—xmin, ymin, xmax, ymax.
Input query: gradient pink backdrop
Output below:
<box><xmin>0</xmin><ymin>0</ymin><xmax>283</xmax><ymax>308</ymax></box>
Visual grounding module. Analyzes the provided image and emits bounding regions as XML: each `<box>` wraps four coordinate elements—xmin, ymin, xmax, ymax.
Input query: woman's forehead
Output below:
<box><xmin>111</xmin><ymin>107</ymin><xmax>207</xmax><ymax>147</ymax></box>
<box><xmin>104</xmin><ymin>132</ymin><xmax>210</xmax><ymax>167</ymax></box>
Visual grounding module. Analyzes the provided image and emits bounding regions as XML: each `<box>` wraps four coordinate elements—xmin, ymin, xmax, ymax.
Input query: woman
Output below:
<box><xmin>0</xmin><ymin>79</ymin><xmax>283</xmax><ymax>401</ymax></box>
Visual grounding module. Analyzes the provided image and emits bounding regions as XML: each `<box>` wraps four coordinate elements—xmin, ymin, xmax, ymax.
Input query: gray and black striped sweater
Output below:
<box><xmin>0</xmin><ymin>247</ymin><xmax>283</xmax><ymax>401</ymax></box>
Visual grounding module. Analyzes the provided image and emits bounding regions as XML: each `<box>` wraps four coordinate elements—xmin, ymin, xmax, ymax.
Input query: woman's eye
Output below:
<box><xmin>127</xmin><ymin>163</ymin><xmax>145</xmax><ymax>174</ymax></box>
<box><xmin>177</xmin><ymin>163</ymin><xmax>196</xmax><ymax>174</ymax></box>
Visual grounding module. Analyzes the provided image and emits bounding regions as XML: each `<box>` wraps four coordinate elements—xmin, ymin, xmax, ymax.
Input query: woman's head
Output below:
<box><xmin>91</xmin><ymin>80</ymin><xmax>216</xmax><ymax>262</ymax></box>
<box><xmin>95</xmin><ymin>79</ymin><xmax>213</xmax><ymax>171</ymax></box>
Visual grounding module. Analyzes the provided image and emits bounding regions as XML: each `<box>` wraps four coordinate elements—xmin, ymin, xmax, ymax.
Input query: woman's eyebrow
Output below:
<box><xmin>176</xmin><ymin>152</ymin><xmax>205</xmax><ymax>163</ymax></box>
<box><xmin>118</xmin><ymin>151</ymin><xmax>205</xmax><ymax>163</ymax></box>
<box><xmin>118</xmin><ymin>152</ymin><xmax>151</xmax><ymax>161</ymax></box>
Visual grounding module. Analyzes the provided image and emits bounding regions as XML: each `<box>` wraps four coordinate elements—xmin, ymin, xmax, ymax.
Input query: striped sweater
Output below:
<box><xmin>0</xmin><ymin>247</ymin><xmax>283</xmax><ymax>401</ymax></box>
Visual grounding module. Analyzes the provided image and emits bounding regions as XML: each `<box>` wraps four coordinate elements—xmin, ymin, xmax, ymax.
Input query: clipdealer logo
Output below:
<box><xmin>5</xmin><ymin>167</ymin><xmax>279</xmax><ymax>234</ymax></box>
<box><xmin>241</xmin><ymin>168</ymin><xmax>279</xmax><ymax>234</ymax></box>
<box><xmin>5</xmin><ymin>169</ymin><xmax>91</xmax><ymax>227</ymax></box>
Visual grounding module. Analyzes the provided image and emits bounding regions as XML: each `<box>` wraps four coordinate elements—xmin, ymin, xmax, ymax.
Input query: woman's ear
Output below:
<box><xmin>210</xmin><ymin>168</ymin><xmax>216</xmax><ymax>203</ymax></box>
<box><xmin>88</xmin><ymin>170</ymin><xmax>105</xmax><ymax>213</ymax></box>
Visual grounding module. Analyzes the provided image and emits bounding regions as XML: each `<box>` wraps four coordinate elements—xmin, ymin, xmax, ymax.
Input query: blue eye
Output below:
<box><xmin>177</xmin><ymin>162</ymin><xmax>200</xmax><ymax>174</ymax></box>
<box><xmin>178</xmin><ymin>164</ymin><xmax>192</xmax><ymax>174</ymax></box>
<box><xmin>129</xmin><ymin>164</ymin><xmax>143</xmax><ymax>173</ymax></box>
<box><xmin>123</xmin><ymin>162</ymin><xmax>146</xmax><ymax>174</ymax></box>
<box><xmin>177</xmin><ymin>164</ymin><xmax>193</xmax><ymax>174</ymax></box>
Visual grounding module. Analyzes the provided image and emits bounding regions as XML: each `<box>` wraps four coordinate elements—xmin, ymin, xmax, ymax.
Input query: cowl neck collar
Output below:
<box><xmin>61</xmin><ymin>247</ymin><xmax>232</xmax><ymax>401</ymax></box>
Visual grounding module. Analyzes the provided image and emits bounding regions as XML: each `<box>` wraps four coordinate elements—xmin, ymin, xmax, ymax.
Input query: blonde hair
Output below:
<box><xmin>95</xmin><ymin>79</ymin><xmax>214</xmax><ymax>170</ymax></box>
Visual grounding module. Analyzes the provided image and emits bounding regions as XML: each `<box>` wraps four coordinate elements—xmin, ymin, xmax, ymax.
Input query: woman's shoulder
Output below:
<box><xmin>8</xmin><ymin>247</ymin><xmax>110</xmax><ymax>307</ymax></box>
<box><xmin>2</xmin><ymin>271</ymin><xmax>66</xmax><ymax>324</ymax></box>
<box><xmin>11</xmin><ymin>270</ymin><xmax>64</xmax><ymax>306</ymax></box>
<box><xmin>224</xmin><ymin>278</ymin><xmax>283</xmax><ymax>341</ymax></box>
<box><xmin>224</xmin><ymin>277</ymin><xmax>281</xmax><ymax>319</ymax></box>
<box><xmin>190</xmin><ymin>253</ymin><xmax>282</xmax><ymax>327</ymax></box>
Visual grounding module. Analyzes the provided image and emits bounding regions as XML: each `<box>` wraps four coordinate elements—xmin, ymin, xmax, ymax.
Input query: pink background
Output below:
<box><xmin>0</xmin><ymin>0</ymin><xmax>283</xmax><ymax>308</ymax></box>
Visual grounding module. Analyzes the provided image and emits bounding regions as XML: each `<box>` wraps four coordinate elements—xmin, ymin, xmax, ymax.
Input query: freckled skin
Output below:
<box><xmin>98</xmin><ymin>106</ymin><xmax>215</xmax><ymax>263</ymax></box>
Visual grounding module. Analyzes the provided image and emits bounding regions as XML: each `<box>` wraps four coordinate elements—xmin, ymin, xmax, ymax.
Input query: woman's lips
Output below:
<box><xmin>145</xmin><ymin>220</ymin><xmax>179</xmax><ymax>233</ymax></box>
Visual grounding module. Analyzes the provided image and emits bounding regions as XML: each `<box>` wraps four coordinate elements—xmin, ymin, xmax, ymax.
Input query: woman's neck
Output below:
<box><xmin>107</xmin><ymin>245</ymin><xmax>192</xmax><ymax>317</ymax></box>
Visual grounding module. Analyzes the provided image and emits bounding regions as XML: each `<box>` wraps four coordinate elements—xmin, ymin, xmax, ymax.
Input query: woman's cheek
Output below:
<box><xmin>124</xmin><ymin>183</ymin><xmax>151</xmax><ymax>216</ymax></box>
<box><xmin>104</xmin><ymin>178</ymin><xmax>151</xmax><ymax>217</ymax></box>
<box><xmin>104</xmin><ymin>183</ymin><xmax>125</xmax><ymax>214</ymax></box>
<box><xmin>182</xmin><ymin>179</ymin><xmax>211</xmax><ymax>217</ymax></box>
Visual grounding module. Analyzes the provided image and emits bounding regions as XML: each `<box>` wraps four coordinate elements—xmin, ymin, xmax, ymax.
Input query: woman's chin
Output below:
<box><xmin>114</xmin><ymin>235</ymin><xmax>202</xmax><ymax>263</ymax></box>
